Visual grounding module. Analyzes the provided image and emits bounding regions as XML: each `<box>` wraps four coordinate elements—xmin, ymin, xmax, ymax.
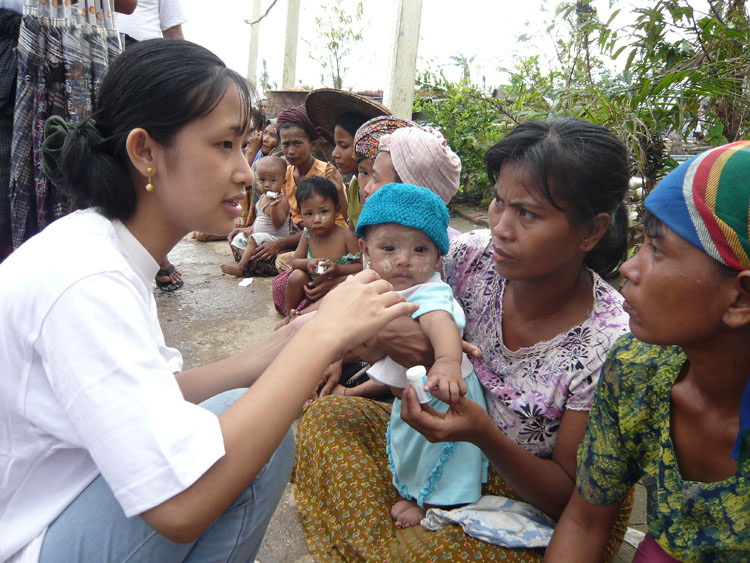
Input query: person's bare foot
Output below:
<box><xmin>220</xmin><ymin>262</ymin><xmax>244</xmax><ymax>277</ymax></box>
<box><xmin>391</xmin><ymin>499</ymin><xmax>426</xmax><ymax>528</ymax></box>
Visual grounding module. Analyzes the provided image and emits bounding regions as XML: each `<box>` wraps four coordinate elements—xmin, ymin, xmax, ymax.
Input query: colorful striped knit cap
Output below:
<box><xmin>645</xmin><ymin>140</ymin><xmax>750</xmax><ymax>271</ymax></box>
<box><xmin>645</xmin><ymin>140</ymin><xmax>750</xmax><ymax>464</ymax></box>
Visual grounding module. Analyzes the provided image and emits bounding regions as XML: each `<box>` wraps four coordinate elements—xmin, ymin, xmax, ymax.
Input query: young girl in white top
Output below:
<box><xmin>0</xmin><ymin>39</ymin><xmax>414</xmax><ymax>562</ymax></box>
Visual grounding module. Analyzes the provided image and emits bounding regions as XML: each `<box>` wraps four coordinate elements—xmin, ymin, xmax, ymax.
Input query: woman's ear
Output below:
<box><xmin>125</xmin><ymin>128</ymin><xmax>156</xmax><ymax>178</ymax></box>
<box><xmin>579</xmin><ymin>212</ymin><xmax>612</xmax><ymax>252</ymax></box>
<box><xmin>722</xmin><ymin>271</ymin><xmax>750</xmax><ymax>328</ymax></box>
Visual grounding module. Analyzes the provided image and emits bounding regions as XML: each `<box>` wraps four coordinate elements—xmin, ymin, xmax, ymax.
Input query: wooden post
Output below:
<box><xmin>246</xmin><ymin>0</ymin><xmax>261</xmax><ymax>86</ymax></box>
<box><xmin>383</xmin><ymin>0</ymin><xmax>423</xmax><ymax>119</ymax></box>
<box><xmin>282</xmin><ymin>0</ymin><xmax>301</xmax><ymax>89</ymax></box>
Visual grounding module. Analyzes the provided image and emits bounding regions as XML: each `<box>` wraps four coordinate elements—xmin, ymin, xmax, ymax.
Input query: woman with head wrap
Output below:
<box><xmin>352</xmin><ymin>115</ymin><xmax>414</xmax><ymax>228</ymax></box>
<box><xmin>547</xmin><ymin>141</ymin><xmax>750</xmax><ymax>561</ymax></box>
<box><xmin>364</xmin><ymin>125</ymin><xmax>462</xmax><ymax>205</ymax></box>
<box><xmin>295</xmin><ymin>117</ymin><xmax>634</xmax><ymax>560</ymax></box>
<box><xmin>305</xmin><ymin>89</ymin><xmax>391</xmax><ymax>230</ymax></box>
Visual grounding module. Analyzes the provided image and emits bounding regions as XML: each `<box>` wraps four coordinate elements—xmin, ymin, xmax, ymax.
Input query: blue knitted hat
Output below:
<box><xmin>355</xmin><ymin>183</ymin><xmax>450</xmax><ymax>255</ymax></box>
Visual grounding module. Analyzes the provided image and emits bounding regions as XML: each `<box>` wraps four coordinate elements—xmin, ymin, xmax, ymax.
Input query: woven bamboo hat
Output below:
<box><xmin>305</xmin><ymin>89</ymin><xmax>390</xmax><ymax>138</ymax></box>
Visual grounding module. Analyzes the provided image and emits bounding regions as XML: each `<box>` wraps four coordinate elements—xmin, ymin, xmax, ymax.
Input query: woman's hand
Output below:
<box><xmin>400</xmin><ymin>385</ymin><xmax>493</xmax><ymax>444</ymax></box>
<box><xmin>318</xmin><ymin>360</ymin><xmax>343</xmax><ymax>397</ymax></box>
<box><xmin>247</xmin><ymin>129</ymin><xmax>263</xmax><ymax>156</ymax></box>
<box><xmin>309</xmin><ymin>270</ymin><xmax>419</xmax><ymax>357</ymax></box>
<box><xmin>251</xmin><ymin>238</ymin><xmax>287</xmax><ymax>261</ymax></box>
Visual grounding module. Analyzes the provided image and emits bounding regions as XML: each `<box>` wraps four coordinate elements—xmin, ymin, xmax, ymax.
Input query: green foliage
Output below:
<box><xmin>413</xmin><ymin>70</ymin><xmax>508</xmax><ymax>206</ymax></box>
<box><xmin>306</xmin><ymin>0</ymin><xmax>363</xmax><ymax>90</ymax></box>
<box><xmin>414</xmin><ymin>0</ymin><xmax>750</xmax><ymax>246</ymax></box>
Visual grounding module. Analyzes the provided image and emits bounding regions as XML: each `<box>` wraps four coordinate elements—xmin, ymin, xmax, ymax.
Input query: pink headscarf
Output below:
<box><xmin>378</xmin><ymin>126</ymin><xmax>461</xmax><ymax>204</ymax></box>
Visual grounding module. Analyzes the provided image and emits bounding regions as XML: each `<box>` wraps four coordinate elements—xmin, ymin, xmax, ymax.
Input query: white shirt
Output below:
<box><xmin>116</xmin><ymin>0</ymin><xmax>186</xmax><ymax>41</ymax></box>
<box><xmin>0</xmin><ymin>210</ymin><xmax>225</xmax><ymax>561</ymax></box>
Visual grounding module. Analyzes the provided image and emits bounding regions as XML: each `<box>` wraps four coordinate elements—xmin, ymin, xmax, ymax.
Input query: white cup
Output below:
<box><xmin>405</xmin><ymin>365</ymin><xmax>432</xmax><ymax>404</ymax></box>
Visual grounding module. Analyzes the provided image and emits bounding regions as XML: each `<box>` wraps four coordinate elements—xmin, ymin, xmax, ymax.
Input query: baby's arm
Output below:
<box><xmin>418</xmin><ymin>310</ymin><xmax>467</xmax><ymax>404</ymax></box>
<box><xmin>290</xmin><ymin>234</ymin><xmax>312</xmax><ymax>272</ymax></box>
<box><xmin>267</xmin><ymin>194</ymin><xmax>290</xmax><ymax>229</ymax></box>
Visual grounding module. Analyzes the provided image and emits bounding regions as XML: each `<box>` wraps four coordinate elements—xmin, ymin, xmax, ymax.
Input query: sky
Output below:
<box><xmin>178</xmin><ymin>0</ymin><xmax>594</xmax><ymax>94</ymax></box>
<box><xmin>178</xmin><ymin>1</ymin><xmax>701</xmax><ymax>96</ymax></box>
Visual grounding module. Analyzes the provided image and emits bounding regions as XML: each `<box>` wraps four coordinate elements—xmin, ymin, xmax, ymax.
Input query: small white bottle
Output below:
<box><xmin>405</xmin><ymin>365</ymin><xmax>432</xmax><ymax>404</ymax></box>
<box><xmin>316</xmin><ymin>262</ymin><xmax>327</xmax><ymax>274</ymax></box>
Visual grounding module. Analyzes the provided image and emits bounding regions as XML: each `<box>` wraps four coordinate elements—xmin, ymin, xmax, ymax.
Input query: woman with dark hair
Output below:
<box><xmin>295</xmin><ymin>117</ymin><xmax>634</xmax><ymax>560</ymax></box>
<box><xmin>546</xmin><ymin>141</ymin><xmax>750</xmax><ymax>561</ymax></box>
<box><xmin>305</xmin><ymin>89</ymin><xmax>390</xmax><ymax>231</ymax></box>
<box><xmin>0</xmin><ymin>39</ymin><xmax>414</xmax><ymax>561</ymax></box>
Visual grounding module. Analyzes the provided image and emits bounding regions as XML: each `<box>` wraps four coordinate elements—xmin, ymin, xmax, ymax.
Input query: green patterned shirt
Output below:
<box><xmin>577</xmin><ymin>333</ymin><xmax>750</xmax><ymax>561</ymax></box>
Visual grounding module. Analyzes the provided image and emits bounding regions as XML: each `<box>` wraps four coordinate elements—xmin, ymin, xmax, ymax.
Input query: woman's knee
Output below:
<box><xmin>199</xmin><ymin>388</ymin><xmax>247</xmax><ymax>416</ymax></box>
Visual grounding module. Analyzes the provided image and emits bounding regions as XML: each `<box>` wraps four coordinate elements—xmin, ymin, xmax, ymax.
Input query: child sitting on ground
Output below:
<box><xmin>354</xmin><ymin>183</ymin><xmax>489</xmax><ymax>528</ymax></box>
<box><xmin>221</xmin><ymin>156</ymin><xmax>291</xmax><ymax>277</ymax></box>
<box><xmin>283</xmin><ymin>177</ymin><xmax>362</xmax><ymax>323</ymax></box>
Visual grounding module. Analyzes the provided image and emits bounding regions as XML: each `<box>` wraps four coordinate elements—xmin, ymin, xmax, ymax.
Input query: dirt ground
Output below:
<box><xmin>154</xmin><ymin>211</ymin><xmax>644</xmax><ymax>562</ymax></box>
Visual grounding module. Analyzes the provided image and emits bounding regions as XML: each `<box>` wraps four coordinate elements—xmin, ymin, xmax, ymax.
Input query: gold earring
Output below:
<box><xmin>145</xmin><ymin>167</ymin><xmax>154</xmax><ymax>192</ymax></box>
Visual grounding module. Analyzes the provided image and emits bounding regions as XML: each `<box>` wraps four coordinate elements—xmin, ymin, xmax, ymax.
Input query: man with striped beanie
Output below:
<box><xmin>547</xmin><ymin>140</ymin><xmax>750</xmax><ymax>562</ymax></box>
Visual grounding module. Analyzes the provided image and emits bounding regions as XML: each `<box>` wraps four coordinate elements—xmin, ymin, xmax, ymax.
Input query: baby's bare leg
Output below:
<box><xmin>284</xmin><ymin>269</ymin><xmax>310</xmax><ymax>317</ymax></box>
<box><xmin>221</xmin><ymin>239</ymin><xmax>258</xmax><ymax>277</ymax></box>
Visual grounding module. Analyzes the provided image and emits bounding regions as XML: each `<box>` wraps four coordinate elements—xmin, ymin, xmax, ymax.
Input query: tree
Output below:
<box><xmin>259</xmin><ymin>58</ymin><xmax>277</xmax><ymax>94</ymax></box>
<box><xmin>306</xmin><ymin>0</ymin><xmax>364</xmax><ymax>90</ymax></box>
<box><xmin>449</xmin><ymin>53</ymin><xmax>476</xmax><ymax>83</ymax></box>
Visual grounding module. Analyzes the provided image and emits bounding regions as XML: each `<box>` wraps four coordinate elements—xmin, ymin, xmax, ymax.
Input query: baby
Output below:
<box><xmin>355</xmin><ymin>183</ymin><xmax>488</xmax><ymax>528</ymax></box>
<box><xmin>221</xmin><ymin>156</ymin><xmax>291</xmax><ymax>277</ymax></box>
<box><xmin>284</xmin><ymin>176</ymin><xmax>362</xmax><ymax>323</ymax></box>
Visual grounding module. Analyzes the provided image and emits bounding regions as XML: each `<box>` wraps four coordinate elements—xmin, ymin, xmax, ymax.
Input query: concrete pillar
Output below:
<box><xmin>282</xmin><ymin>0</ymin><xmax>301</xmax><ymax>89</ymax></box>
<box><xmin>383</xmin><ymin>0</ymin><xmax>423</xmax><ymax>119</ymax></box>
<box><xmin>246</xmin><ymin>0</ymin><xmax>261</xmax><ymax>86</ymax></box>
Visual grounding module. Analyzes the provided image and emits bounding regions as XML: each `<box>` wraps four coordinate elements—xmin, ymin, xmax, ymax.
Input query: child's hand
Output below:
<box><xmin>321</xmin><ymin>262</ymin><xmax>338</xmax><ymax>278</ymax></box>
<box><xmin>425</xmin><ymin>358</ymin><xmax>467</xmax><ymax>404</ymax></box>
<box><xmin>307</xmin><ymin>259</ymin><xmax>328</xmax><ymax>276</ymax></box>
<box><xmin>325</xmin><ymin>162</ymin><xmax>344</xmax><ymax>190</ymax></box>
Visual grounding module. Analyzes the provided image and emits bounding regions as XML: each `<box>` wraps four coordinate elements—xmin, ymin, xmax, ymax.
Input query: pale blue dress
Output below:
<box><xmin>368</xmin><ymin>273</ymin><xmax>489</xmax><ymax>507</ymax></box>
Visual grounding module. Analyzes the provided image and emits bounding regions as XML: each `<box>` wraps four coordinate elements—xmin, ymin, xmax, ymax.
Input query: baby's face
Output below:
<box><xmin>361</xmin><ymin>223</ymin><xmax>440</xmax><ymax>291</ymax></box>
<box><xmin>256</xmin><ymin>163</ymin><xmax>285</xmax><ymax>193</ymax></box>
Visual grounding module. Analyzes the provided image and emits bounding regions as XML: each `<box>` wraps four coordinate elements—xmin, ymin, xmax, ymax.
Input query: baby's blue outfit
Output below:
<box><xmin>368</xmin><ymin>273</ymin><xmax>489</xmax><ymax>507</ymax></box>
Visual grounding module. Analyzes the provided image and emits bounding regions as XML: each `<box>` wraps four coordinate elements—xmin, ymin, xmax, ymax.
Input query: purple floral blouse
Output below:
<box><xmin>444</xmin><ymin>230</ymin><xmax>630</xmax><ymax>458</ymax></box>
